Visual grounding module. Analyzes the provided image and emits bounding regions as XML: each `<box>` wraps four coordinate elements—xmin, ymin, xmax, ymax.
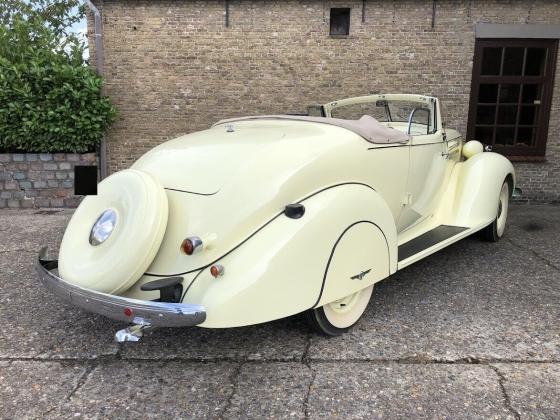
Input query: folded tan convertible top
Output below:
<box><xmin>213</xmin><ymin>114</ymin><xmax>410</xmax><ymax>144</ymax></box>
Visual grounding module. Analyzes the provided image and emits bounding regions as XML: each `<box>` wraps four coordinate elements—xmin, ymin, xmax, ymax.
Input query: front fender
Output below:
<box><xmin>183</xmin><ymin>183</ymin><xmax>396</xmax><ymax>328</ymax></box>
<box><xmin>450</xmin><ymin>152</ymin><xmax>515</xmax><ymax>228</ymax></box>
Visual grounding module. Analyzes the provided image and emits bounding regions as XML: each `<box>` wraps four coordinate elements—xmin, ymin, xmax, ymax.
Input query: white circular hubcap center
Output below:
<box><xmin>328</xmin><ymin>291</ymin><xmax>362</xmax><ymax>314</ymax></box>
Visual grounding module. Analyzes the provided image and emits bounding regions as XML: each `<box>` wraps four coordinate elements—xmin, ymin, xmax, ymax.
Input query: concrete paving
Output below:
<box><xmin>0</xmin><ymin>204</ymin><xmax>558</xmax><ymax>418</ymax></box>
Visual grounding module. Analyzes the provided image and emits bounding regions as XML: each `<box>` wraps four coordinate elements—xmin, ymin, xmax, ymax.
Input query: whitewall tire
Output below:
<box><xmin>307</xmin><ymin>285</ymin><xmax>374</xmax><ymax>336</ymax></box>
<box><xmin>481</xmin><ymin>181</ymin><xmax>510</xmax><ymax>242</ymax></box>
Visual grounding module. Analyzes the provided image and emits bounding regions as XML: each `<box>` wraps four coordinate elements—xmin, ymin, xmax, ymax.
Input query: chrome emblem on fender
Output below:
<box><xmin>350</xmin><ymin>269</ymin><xmax>371</xmax><ymax>280</ymax></box>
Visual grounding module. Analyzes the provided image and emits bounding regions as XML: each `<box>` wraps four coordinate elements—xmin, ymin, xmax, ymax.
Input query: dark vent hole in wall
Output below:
<box><xmin>330</xmin><ymin>8</ymin><xmax>350</xmax><ymax>36</ymax></box>
<box><xmin>74</xmin><ymin>165</ymin><xmax>98</xmax><ymax>195</ymax></box>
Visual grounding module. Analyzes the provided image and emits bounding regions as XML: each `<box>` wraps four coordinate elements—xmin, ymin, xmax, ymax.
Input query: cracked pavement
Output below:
<box><xmin>0</xmin><ymin>204</ymin><xmax>559</xmax><ymax>418</ymax></box>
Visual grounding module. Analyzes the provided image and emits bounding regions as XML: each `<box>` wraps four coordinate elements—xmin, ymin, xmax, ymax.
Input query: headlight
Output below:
<box><xmin>89</xmin><ymin>209</ymin><xmax>117</xmax><ymax>246</ymax></box>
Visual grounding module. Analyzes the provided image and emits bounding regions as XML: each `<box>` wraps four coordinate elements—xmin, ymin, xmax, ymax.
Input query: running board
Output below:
<box><xmin>398</xmin><ymin>225</ymin><xmax>469</xmax><ymax>264</ymax></box>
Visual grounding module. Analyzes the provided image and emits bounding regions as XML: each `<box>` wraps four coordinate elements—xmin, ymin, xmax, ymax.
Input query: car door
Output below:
<box><xmin>396</xmin><ymin>102</ymin><xmax>450</xmax><ymax>232</ymax></box>
<box><xmin>323</xmin><ymin>96</ymin><xmax>411</xmax><ymax>224</ymax></box>
<box><xmin>397</xmin><ymin>132</ymin><xmax>446</xmax><ymax>231</ymax></box>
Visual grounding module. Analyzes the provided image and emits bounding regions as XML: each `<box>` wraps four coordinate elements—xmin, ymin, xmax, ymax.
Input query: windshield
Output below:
<box><xmin>328</xmin><ymin>97</ymin><xmax>436</xmax><ymax>135</ymax></box>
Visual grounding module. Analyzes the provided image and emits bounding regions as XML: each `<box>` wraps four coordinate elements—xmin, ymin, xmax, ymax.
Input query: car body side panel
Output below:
<box><xmin>138</xmin><ymin>125</ymin><xmax>408</xmax><ymax>278</ymax></box>
<box><xmin>182</xmin><ymin>184</ymin><xmax>396</xmax><ymax>328</ymax></box>
<box><xmin>140</xmin><ymin>123</ymin><xmax>368</xmax><ymax>276</ymax></box>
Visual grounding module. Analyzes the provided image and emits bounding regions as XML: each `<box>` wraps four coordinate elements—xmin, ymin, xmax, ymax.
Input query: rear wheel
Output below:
<box><xmin>307</xmin><ymin>285</ymin><xmax>374</xmax><ymax>336</ymax></box>
<box><xmin>481</xmin><ymin>181</ymin><xmax>510</xmax><ymax>242</ymax></box>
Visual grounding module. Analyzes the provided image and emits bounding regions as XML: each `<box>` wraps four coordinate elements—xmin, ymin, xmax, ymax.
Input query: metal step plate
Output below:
<box><xmin>398</xmin><ymin>225</ymin><xmax>468</xmax><ymax>262</ymax></box>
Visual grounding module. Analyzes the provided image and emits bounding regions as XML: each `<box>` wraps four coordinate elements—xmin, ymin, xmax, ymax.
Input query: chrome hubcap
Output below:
<box><xmin>89</xmin><ymin>209</ymin><xmax>117</xmax><ymax>246</ymax></box>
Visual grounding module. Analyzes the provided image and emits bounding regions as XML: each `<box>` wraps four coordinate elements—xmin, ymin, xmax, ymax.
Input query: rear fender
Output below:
<box><xmin>315</xmin><ymin>220</ymin><xmax>390</xmax><ymax>307</ymax></box>
<box><xmin>444</xmin><ymin>152</ymin><xmax>515</xmax><ymax>228</ymax></box>
<box><xmin>183</xmin><ymin>183</ymin><xmax>396</xmax><ymax>328</ymax></box>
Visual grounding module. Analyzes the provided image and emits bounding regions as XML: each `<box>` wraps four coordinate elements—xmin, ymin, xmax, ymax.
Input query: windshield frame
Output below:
<box><xmin>322</xmin><ymin>94</ymin><xmax>441</xmax><ymax>136</ymax></box>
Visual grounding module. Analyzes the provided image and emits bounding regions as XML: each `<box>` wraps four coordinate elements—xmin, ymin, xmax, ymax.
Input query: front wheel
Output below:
<box><xmin>481</xmin><ymin>181</ymin><xmax>510</xmax><ymax>242</ymax></box>
<box><xmin>306</xmin><ymin>285</ymin><xmax>374</xmax><ymax>336</ymax></box>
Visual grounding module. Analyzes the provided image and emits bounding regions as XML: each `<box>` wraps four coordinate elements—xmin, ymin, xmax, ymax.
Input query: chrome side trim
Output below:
<box><xmin>36</xmin><ymin>247</ymin><xmax>206</xmax><ymax>328</ymax></box>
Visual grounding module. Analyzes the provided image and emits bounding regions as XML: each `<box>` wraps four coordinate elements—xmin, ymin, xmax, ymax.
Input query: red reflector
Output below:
<box><xmin>181</xmin><ymin>238</ymin><xmax>194</xmax><ymax>255</ymax></box>
<box><xmin>210</xmin><ymin>264</ymin><xmax>224</xmax><ymax>278</ymax></box>
<box><xmin>123</xmin><ymin>307</ymin><xmax>133</xmax><ymax>317</ymax></box>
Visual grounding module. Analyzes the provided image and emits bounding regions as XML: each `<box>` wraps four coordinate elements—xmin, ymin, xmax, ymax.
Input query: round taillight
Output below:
<box><xmin>123</xmin><ymin>307</ymin><xmax>133</xmax><ymax>317</ymax></box>
<box><xmin>181</xmin><ymin>236</ymin><xmax>203</xmax><ymax>255</ymax></box>
<box><xmin>181</xmin><ymin>238</ymin><xmax>194</xmax><ymax>255</ymax></box>
<box><xmin>210</xmin><ymin>264</ymin><xmax>224</xmax><ymax>278</ymax></box>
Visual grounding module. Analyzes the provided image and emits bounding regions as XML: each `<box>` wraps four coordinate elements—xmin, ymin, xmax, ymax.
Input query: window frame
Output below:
<box><xmin>467</xmin><ymin>38</ymin><xmax>558</xmax><ymax>160</ymax></box>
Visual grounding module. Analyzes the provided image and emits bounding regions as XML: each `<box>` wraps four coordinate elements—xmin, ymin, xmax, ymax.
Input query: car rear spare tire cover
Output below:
<box><xmin>59</xmin><ymin>169</ymin><xmax>169</xmax><ymax>294</ymax></box>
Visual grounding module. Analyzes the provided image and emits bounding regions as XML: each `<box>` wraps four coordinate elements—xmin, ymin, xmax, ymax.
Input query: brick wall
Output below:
<box><xmin>90</xmin><ymin>0</ymin><xmax>560</xmax><ymax>201</ymax></box>
<box><xmin>0</xmin><ymin>153</ymin><xmax>97</xmax><ymax>208</ymax></box>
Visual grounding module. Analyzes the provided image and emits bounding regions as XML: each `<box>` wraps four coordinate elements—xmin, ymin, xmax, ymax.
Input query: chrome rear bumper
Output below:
<box><xmin>36</xmin><ymin>247</ymin><xmax>206</xmax><ymax>330</ymax></box>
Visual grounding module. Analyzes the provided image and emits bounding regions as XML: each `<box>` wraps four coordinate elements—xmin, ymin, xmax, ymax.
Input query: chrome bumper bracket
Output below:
<box><xmin>115</xmin><ymin>324</ymin><xmax>153</xmax><ymax>342</ymax></box>
<box><xmin>36</xmin><ymin>247</ymin><xmax>207</xmax><ymax>337</ymax></box>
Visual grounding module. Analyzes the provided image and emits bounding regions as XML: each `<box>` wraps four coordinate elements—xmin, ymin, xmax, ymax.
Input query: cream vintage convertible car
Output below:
<box><xmin>37</xmin><ymin>94</ymin><xmax>516</xmax><ymax>341</ymax></box>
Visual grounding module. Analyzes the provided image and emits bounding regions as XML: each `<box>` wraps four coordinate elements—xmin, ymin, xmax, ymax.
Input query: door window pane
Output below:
<box><xmin>478</xmin><ymin>84</ymin><xmax>498</xmax><ymax>103</ymax></box>
<box><xmin>499</xmin><ymin>84</ymin><xmax>520</xmax><ymax>103</ymax></box>
<box><xmin>525</xmin><ymin>48</ymin><xmax>546</xmax><ymax>76</ymax></box>
<box><xmin>519</xmin><ymin>106</ymin><xmax>537</xmax><ymax>125</ymax></box>
<box><xmin>476</xmin><ymin>106</ymin><xmax>496</xmax><ymax>124</ymax></box>
<box><xmin>475</xmin><ymin>127</ymin><xmax>494</xmax><ymax>144</ymax></box>
<box><xmin>495</xmin><ymin>127</ymin><xmax>515</xmax><ymax>145</ymax></box>
<box><xmin>516</xmin><ymin>127</ymin><xmax>534</xmax><ymax>146</ymax></box>
<box><xmin>497</xmin><ymin>106</ymin><xmax>517</xmax><ymax>124</ymax></box>
<box><xmin>503</xmin><ymin>48</ymin><xmax>524</xmax><ymax>75</ymax></box>
<box><xmin>521</xmin><ymin>84</ymin><xmax>540</xmax><ymax>103</ymax></box>
<box><xmin>481</xmin><ymin>47</ymin><xmax>502</xmax><ymax>75</ymax></box>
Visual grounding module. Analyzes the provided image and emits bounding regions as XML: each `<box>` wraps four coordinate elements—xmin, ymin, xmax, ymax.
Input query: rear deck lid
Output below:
<box><xmin>132</xmin><ymin>120</ymin><xmax>337</xmax><ymax>194</ymax></box>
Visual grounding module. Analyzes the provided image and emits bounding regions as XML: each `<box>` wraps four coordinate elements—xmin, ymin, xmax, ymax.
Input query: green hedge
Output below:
<box><xmin>0</xmin><ymin>16</ymin><xmax>116</xmax><ymax>153</ymax></box>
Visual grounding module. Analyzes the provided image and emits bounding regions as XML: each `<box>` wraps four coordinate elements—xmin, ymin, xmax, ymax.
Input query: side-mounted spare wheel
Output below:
<box><xmin>59</xmin><ymin>169</ymin><xmax>169</xmax><ymax>294</ymax></box>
